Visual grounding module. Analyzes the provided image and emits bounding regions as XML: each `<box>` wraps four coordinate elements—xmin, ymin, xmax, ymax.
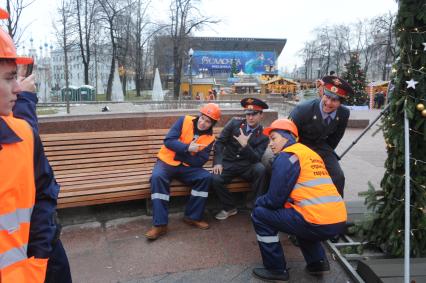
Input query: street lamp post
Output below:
<box><xmin>188</xmin><ymin>48</ymin><xmax>194</xmax><ymax>103</ymax></box>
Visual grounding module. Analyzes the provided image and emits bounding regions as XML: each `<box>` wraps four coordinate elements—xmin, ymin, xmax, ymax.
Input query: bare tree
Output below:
<box><xmin>54</xmin><ymin>0</ymin><xmax>77</xmax><ymax>113</ymax></box>
<box><xmin>3</xmin><ymin>0</ymin><xmax>33</xmax><ymax>44</ymax></box>
<box><xmin>74</xmin><ymin>0</ymin><xmax>98</xmax><ymax>85</ymax></box>
<box><xmin>374</xmin><ymin>12</ymin><xmax>396</xmax><ymax>80</ymax></box>
<box><xmin>133</xmin><ymin>0</ymin><xmax>166</xmax><ymax>96</ymax></box>
<box><xmin>168</xmin><ymin>0</ymin><xmax>219</xmax><ymax>99</ymax></box>
<box><xmin>97</xmin><ymin>0</ymin><xmax>130</xmax><ymax>100</ymax></box>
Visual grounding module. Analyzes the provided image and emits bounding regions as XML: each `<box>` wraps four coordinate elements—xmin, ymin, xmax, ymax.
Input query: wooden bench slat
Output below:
<box><xmin>46</xmin><ymin>149</ymin><xmax>157</xmax><ymax>161</ymax></box>
<box><xmin>45</xmin><ymin>144</ymin><xmax>161</xmax><ymax>157</ymax></box>
<box><xmin>41</xmin><ymin>129</ymin><xmax>170</xmax><ymax>141</ymax></box>
<box><xmin>42</xmin><ymin>135</ymin><xmax>167</xmax><ymax>147</ymax></box>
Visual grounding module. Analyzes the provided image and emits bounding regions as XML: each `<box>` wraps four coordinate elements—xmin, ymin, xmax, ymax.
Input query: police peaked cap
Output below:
<box><xmin>321</xmin><ymin>76</ymin><xmax>354</xmax><ymax>99</ymax></box>
<box><xmin>240</xmin><ymin>97</ymin><xmax>269</xmax><ymax>113</ymax></box>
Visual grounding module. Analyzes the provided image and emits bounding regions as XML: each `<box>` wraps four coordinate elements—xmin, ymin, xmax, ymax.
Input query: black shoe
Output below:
<box><xmin>252</xmin><ymin>268</ymin><xmax>289</xmax><ymax>282</ymax></box>
<box><xmin>306</xmin><ymin>260</ymin><xmax>330</xmax><ymax>275</ymax></box>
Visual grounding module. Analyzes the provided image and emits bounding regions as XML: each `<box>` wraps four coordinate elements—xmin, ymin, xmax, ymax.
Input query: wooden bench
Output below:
<box><xmin>41</xmin><ymin>129</ymin><xmax>250</xmax><ymax>209</ymax></box>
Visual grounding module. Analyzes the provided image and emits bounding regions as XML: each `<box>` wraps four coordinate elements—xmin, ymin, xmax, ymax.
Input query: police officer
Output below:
<box><xmin>0</xmin><ymin>9</ymin><xmax>71</xmax><ymax>283</ymax></box>
<box><xmin>289</xmin><ymin>76</ymin><xmax>353</xmax><ymax>196</ymax></box>
<box><xmin>212</xmin><ymin>98</ymin><xmax>269</xmax><ymax>220</ymax></box>
<box><xmin>145</xmin><ymin>103</ymin><xmax>221</xmax><ymax>240</ymax></box>
<box><xmin>251</xmin><ymin>119</ymin><xmax>347</xmax><ymax>282</ymax></box>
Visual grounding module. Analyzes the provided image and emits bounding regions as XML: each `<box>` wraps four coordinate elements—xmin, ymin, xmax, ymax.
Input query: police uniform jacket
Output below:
<box><xmin>289</xmin><ymin>99</ymin><xmax>349</xmax><ymax>153</ymax></box>
<box><xmin>213</xmin><ymin>117</ymin><xmax>269</xmax><ymax>167</ymax></box>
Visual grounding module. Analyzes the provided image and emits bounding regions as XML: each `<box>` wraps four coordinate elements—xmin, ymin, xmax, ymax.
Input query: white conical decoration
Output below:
<box><xmin>96</xmin><ymin>75</ymin><xmax>104</xmax><ymax>95</ymax></box>
<box><xmin>111</xmin><ymin>61</ymin><xmax>124</xmax><ymax>102</ymax></box>
<box><xmin>152</xmin><ymin>68</ymin><xmax>164</xmax><ymax>101</ymax></box>
<box><xmin>38</xmin><ymin>79</ymin><xmax>47</xmax><ymax>102</ymax></box>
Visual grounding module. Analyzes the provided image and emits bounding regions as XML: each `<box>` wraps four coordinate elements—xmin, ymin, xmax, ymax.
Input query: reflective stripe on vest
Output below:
<box><xmin>0</xmin><ymin>244</ymin><xmax>28</xmax><ymax>270</ymax></box>
<box><xmin>157</xmin><ymin>116</ymin><xmax>215</xmax><ymax>166</ymax></box>
<box><xmin>0</xmin><ymin>208</ymin><xmax>33</xmax><ymax>234</ymax></box>
<box><xmin>283</xmin><ymin>143</ymin><xmax>347</xmax><ymax>225</ymax></box>
<box><xmin>0</xmin><ymin>116</ymin><xmax>36</xmax><ymax>272</ymax></box>
<box><xmin>256</xmin><ymin>234</ymin><xmax>279</xmax><ymax>243</ymax></box>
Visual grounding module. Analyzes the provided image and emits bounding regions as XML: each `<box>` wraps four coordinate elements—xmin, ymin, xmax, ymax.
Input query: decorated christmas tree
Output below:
<box><xmin>342</xmin><ymin>52</ymin><xmax>368</xmax><ymax>106</ymax></box>
<box><xmin>360</xmin><ymin>0</ymin><xmax>426</xmax><ymax>257</ymax></box>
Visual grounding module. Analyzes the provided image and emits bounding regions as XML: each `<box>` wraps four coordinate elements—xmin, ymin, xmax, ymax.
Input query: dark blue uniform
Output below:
<box><xmin>13</xmin><ymin>92</ymin><xmax>72</xmax><ymax>283</ymax></box>
<box><xmin>212</xmin><ymin>117</ymin><xmax>269</xmax><ymax>210</ymax></box>
<box><xmin>151</xmin><ymin>116</ymin><xmax>213</xmax><ymax>226</ymax></box>
<box><xmin>289</xmin><ymin>98</ymin><xmax>349</xmax><ymax>196</ymax></box>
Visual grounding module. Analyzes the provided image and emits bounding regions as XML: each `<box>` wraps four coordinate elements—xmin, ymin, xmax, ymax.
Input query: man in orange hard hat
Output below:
<box><xmin>251</xmin><ymin>119</ymin><xmax>347</xmax><ymax>282</ymax></box>
<box><xmin>145</xmin><ymin>103</ymin><xmax>221</xmax><ymax>240</ymax></box>
<box><xmin>0</xmin><ymin>8</ymin><xmax>71</xmax><ymax>283</ymax></box>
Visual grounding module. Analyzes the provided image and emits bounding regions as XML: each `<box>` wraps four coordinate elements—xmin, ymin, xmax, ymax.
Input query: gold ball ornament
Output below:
<box><xmin>422</xmin><ymin>109</ymin><xmax>426</xmax><ymax>117</ymax></box>
<box><xmin>416</xmin><ymin>103</ymin><xmax>425</xmax><ymax>111</ymax></box>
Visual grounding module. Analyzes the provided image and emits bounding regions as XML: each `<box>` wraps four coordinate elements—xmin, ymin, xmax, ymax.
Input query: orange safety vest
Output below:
<box><xmin>0</xmin><ymin>116</ymin><xmax>48</xmax><ymax>283</ymax></box>
<box><xmin>283</xmin><ymin>143</ymin><xmax>347</xmax><ymax>225</ymax></box>
<box><xmin>157</xmin><ymin>115</ymin><xmax>215</xmax><ymax>166</ymax></box>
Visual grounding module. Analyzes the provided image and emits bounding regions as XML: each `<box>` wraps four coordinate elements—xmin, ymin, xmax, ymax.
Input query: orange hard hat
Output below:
<box><xmin>0</xmin><ymin>8</ymin><xmax>9</xmax><ymax>19</ymax></box>
<box><xmin>200</xmin><ymin>103</ymin><xmax>221</xmax><ymax>121</ymax></box>
<box><xmin>263</xmin><ymin>119</ymin><xmax>299</xmax><ymax>137</ymax></box>
<box><xmin>0</xmin><ymin>8</ymin><xmax>33</xmax><ymax>64</ymax></box>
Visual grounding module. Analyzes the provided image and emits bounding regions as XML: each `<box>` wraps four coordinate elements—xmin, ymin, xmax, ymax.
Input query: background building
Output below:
<box><xmin>154</xmin><ymin>36</ymin><xmax>286</xmax><ymax>87</ymax></box>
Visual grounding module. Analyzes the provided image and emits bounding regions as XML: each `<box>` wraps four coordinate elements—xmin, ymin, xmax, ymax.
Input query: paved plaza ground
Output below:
<box><xmin>56</xmin><ymin>108</ymin><xmax>386</xmax><ymax>282</ymax></box>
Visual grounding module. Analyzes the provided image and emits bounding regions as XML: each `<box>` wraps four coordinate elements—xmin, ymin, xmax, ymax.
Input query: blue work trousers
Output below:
<box><xmin>251</xmin><ymin>206</ymin><xmax>345</xmax><ymax>272</ymax></box>
<box><xmin>45</xmin><ymin>240</ymin><xmax>72</xmax><ymax>283</ymax></box>
<box><xmin>150</xmin><ymin>160</ymin><xmax>211</xmax><ymax>226</ymax></box>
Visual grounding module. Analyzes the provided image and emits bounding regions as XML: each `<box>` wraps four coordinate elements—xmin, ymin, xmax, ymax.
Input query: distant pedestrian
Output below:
<box><xmin>376</xmin><ymin>91</ymin><xmax>385</xmax><ymax>109</ymax></box>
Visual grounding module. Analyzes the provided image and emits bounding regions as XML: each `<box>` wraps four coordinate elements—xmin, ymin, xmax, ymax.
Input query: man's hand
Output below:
<box><xmin>17</xmin><ymin>71</ymin><xmax>36</xmax><ymax>93</ymax></box>
<box><xmin>212</xmin><ymin>164</ymin><xmax>223</xmax><ymax>175</ymax></box>
<box><xmin>188</xmin><ymin>140</ymin><xmax>204</xmax><ymax>153</ymax></box>
<box><xmin>233</xmin><ymin>128</ymin><xmax>252</xmax><ymax>147</ymax></box>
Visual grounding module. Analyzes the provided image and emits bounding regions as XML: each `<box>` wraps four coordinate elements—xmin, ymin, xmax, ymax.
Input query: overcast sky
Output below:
<box><xmin>18</xmin><ymin>0</ymin><xmax>398</xmax><ymax>70</ymax></box>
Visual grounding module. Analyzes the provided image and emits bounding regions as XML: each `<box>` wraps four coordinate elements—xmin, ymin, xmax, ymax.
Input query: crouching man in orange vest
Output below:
<box><xmin>251</xmin><ymin>119</ymin><xmax>347</xmax><ymax>282</ymax></box>
<box><xmin>145</xmin><ymin>103</ymin><xmax>221</xmax><ymax>240</ymax></box>
<box><xmin>0</xmin><ymin>10</ymin><xmax>71</xmax><ymax>282</ymax></box>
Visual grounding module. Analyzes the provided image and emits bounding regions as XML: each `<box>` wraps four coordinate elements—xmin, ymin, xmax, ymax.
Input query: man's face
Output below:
<box><xmin>321</xmin><ymin>94</ymin><xmax>341</xmax><ymax>113</ymax></box>
<box><xmin>197</xmin><ymin>114</ymin><xmax>214</xmax><ymax>131</ymax></box>
<box><xmin>269</xmin><ymin>131</ymin><xmax>288</xmax><ymax>155</ymax></box>
<box><xmin>245</xmin><ymin>111</ymin><xmax>263</xmax><ymax>127</ymax></box>
<box><xmin>0</xmin><ymin>62</ymin><xmax>21</xmax><ymax>116</ymax></box>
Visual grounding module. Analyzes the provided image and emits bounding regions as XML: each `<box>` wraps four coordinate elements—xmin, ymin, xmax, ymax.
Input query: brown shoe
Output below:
<box><xmin>145</xmin><ymin>225</ymin><xmax>167</xmax><ymax>240</ymax></box>
<box><xmin>183</xmin><ymin>217</ymin><xmax>209</xmax><ymax>230</ymax></box>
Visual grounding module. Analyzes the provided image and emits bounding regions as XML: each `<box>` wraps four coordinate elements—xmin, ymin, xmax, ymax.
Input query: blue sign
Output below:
<box><xmin>192</xmin><ymin>51</ymin><xmax>277</xmax><ymax>74</ymax></box>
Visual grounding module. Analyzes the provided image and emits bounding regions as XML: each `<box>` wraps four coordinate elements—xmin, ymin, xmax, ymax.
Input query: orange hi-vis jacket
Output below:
<box><xmin>283</xmin><ymin>143</ymin><xmax>347</xmax><ymax>225</ymax></box>
<box><xmin>157</xmin><ymin>115</ymin><xmax>215</xmax><ymax>166</ymax></box>
<box><xmin>0</xmin><ymin>116</ymin><xmax>48</xmax><ymax>283</ymax></box>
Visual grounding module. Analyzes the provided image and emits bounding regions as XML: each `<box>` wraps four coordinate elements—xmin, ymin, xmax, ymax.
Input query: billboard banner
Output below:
<box><xmin>192</xmin><ymin>50</ymin><xmax>277</xmax><ymax>74</ymax></box>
